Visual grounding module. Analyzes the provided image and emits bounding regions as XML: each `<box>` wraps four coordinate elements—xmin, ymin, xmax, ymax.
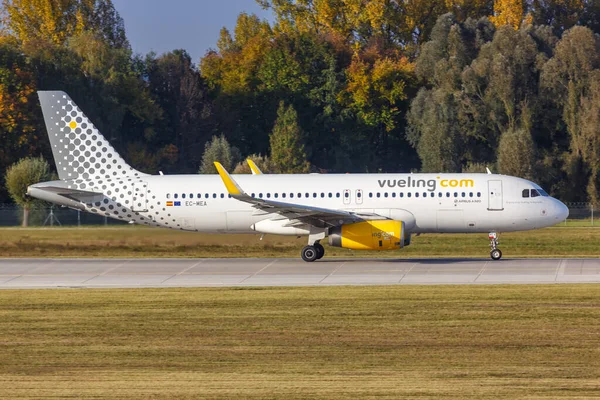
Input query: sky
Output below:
<box><xmin>112</xmin><ymin>0</ymin><xmax>273</xmax><ymax>64</ymax></box>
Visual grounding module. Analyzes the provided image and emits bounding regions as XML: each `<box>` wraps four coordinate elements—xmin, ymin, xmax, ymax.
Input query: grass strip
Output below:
<box><xmin>0</xmin><ymin>225</ymin><xmax>598</xmax><ymax>258</ymax></box>
<box><xmin>0</xmin><ymin>285</ymin><xmax>598</xmax><ymax>398</ymax></box>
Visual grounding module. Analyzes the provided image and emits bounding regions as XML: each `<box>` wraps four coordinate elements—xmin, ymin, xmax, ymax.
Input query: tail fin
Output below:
<box><xmin>38</xmin><ymin>91</ymin><xmax>144</xmax><ymax>181</ymax></box>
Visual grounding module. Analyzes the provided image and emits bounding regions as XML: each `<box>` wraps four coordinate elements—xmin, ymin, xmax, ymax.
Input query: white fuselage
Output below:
<box><xmin>92</xmin><ymin>172</ymin><xmax>566</xmax><ymax>235</ymax></box>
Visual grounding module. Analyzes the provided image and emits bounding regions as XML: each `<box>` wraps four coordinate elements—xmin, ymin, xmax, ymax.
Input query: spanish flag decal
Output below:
<box><xmin>166</xmin><ymin>201</ymin><xmax>174</xmax><ymax>206</ymax></box>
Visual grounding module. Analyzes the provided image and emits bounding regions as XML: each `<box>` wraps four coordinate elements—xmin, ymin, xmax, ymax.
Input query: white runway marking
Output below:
<box><xmin>0</xmin><ymin>258</ymin><xmax>598</xmax><ymax>288</ymax></box>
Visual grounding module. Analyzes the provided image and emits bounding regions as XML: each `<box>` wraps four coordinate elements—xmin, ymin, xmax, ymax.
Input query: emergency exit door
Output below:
<box><xmin>487</xmin><ymin>180</ymin><xmax>503</xmax><ymax>211</ymax></box>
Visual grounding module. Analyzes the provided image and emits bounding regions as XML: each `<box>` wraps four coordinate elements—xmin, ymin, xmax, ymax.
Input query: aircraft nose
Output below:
<box><xmin>554</xmin><ymin>199</ymin><xmax>569</xmax><ymax>221</ymax></box>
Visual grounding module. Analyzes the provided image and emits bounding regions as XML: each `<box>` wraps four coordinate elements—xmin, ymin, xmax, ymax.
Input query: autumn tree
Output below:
<box><xmin>4</xmin><ymin>157</ymin><xmax>53</xmax><ymax>226</ymax></box>
<box><xmin>1</xmin><ymin>0</ymin><xmax>128</xmax><ymax>48</ymax></box>
<box><xmin>269</xmin><ymin>101</ymin><xmax>310</xmax><ymax>173</ymax></box>
<box><xmin>232</xmin><ymin>154</ymin><xmax>274</xmax><ymax>174</ymax></box>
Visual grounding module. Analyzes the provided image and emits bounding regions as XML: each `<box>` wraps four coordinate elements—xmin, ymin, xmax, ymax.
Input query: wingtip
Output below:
<box><xmin>247</xmin><ymin>159</ymin><xmax>262</xmax><ymax>175</ymax></box>
<box><xmin>214</xmin><ymin>162</ymin><xmax>243</xmax><ymax>195</ymax></box>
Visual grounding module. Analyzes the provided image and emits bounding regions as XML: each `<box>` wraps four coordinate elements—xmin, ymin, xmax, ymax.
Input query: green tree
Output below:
<box><xmin>4</xmin><ymin>157</ymin><xmax>53</xmax><ymax>226</ymax></box>
<box><xmin>269</xmin><ymin>101</ymin><xmax>310</xmax><ymax>173</ymax></box>
<box><xmin>541</xmin><ymin>25</ymin><xmax>600</xmax><ymax>203</ymax></box>
<box><xmin>497</xmin><ymin>128</ymin><xmax>536</xmax><ymax>179</ymax></box>
<box><xmin>198</xmin><ymin>135</ymin><xmax>241</xmax><ymax>174</ymax></box>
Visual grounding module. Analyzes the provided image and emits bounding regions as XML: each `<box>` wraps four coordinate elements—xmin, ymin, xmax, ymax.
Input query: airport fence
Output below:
<box><xmin>0</xmin><ymin>202</ymin><xmax>594</xmax><ymax>227</ymax></box>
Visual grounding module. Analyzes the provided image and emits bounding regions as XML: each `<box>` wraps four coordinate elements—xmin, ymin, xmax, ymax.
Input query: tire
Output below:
<box><xmin>301</xmin><ymin>245</ymin><xmax>318</xmax><ymax>262</ymax></box>
<box><xmin>490</xmin><ymin>249</ymin><xmax>502</xmax><ymax>260</ymax></box>
<box><xmin>314</xmin><ymin>243</ymin><xmax>325</xmax><ymax>260</ymax></box>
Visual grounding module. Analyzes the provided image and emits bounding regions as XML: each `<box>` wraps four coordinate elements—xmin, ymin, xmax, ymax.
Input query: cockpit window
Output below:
<box><xmin>522</xmin><ymin>189</ymin><xmax>530</xmax><ymax>198</ymax></box>
<box><xmin>531</xmin><ymin>189</ymin><xmax>540</xmax><ymax>197</ymax></box>
<box><xmin>538</xmin><ymin>189</ymin><xmax>549</xmax><ymax>196</ymax></box>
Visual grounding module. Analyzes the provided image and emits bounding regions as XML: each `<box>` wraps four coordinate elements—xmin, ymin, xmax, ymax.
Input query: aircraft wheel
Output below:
<box><xmin>490</xmin><ymin>249</ymin><xmax>502</xmax><ymax>260</ymax></box>
<box><xmin>314</xmin><ymin>243</ymin><xmax>325</xmax><ymax>260</ymax></box>
<box><xmin>301</xmin><ymin>245</ymin><xmax>318</xmax><ymax>262</ymax></box>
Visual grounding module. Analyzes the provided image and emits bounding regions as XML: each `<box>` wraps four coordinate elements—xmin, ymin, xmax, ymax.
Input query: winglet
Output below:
<box><xmin>247</xmin><ymin>159</ymin><xmax>263</xmax><ymax>175</ymax></box>
<box><xmin>486</xmin><ymin>167</ymin><xmax>492</xmax><ymax>175</ymax></box>
<box><xmin>214</xmin><ymin>162</ymin><xmax>244</xmax><ymax>196</ymax></box>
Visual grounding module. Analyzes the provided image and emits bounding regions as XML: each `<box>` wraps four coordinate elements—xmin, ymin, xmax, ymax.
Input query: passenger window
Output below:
<box><xmin>438</xmin><ymin>192</ymin><xmax>442</xmax><ymax>197</ymax></box>
<box><xmin>220</xmin><ymin>194</ymin><xmax>224</xmax><ymax>198</ymax></box>
<box><xmin>454</xmin><ymin>192</ymin><xmax>458</xmax><ymax>197</ymax></box>
<box><xmin>344</xmin><ymin>192</ymin><xmax>349</xmax><ymax>198</ymax></box>
<box><xmin>328</xmin><ymin>193</ymin><xmax>332</xmax><ymax>198</ymax></box>
<box><xmin>377</xmin><ymin>193</ymin><xmax>381</xmax><ymax>198</ymax></box>
<box><xmin>212</xmin><ymin>193</ymin><xmax>216</xmax><ymax>198</ymax></box>
<box><xmin>174</xmin><ymin>194</ymin><xmax>178</xmax><ymax>199</ymax></box>
<box><xmin>282</xmin><ymin>193</ymin><xmax>286</xmax><ymax>198</ymax></box>
<box><xmin>228</xmin><ymin>194</ymin><xmax>231</xmax><ymax>198</ymax></box>
<box><xmin>205</xmin><ymin>194</ymin><xmax>209</xmax><ymax>198</ymax></box>
<box><xmin>423</xmin><ymin>192</ymin><xmax>427</xmax><ymax>197</ymax></box>
<box><xmin>166</xmin><ymin>194</ymin><xmax>170</xmax><ymax>199</ymax></box>
<box><xmin>357</xmin><ymin>192</ymin><xmax>361</xmax><ymax>198</ymax></box>
<box><xmin>189</xmin><ymin>193</ymin><xmax>193</xmax><ymax>198</ymax></box>
<box><xmin>274</xmin><ymin>193</ymin><xmax>278</xmax><ymax>198</ymax></box>
<box><xmin>384</xmin><ymin>193</ymin><xmax>388</xmax><ymax>198</ymax></box>
<box><xmin>408</xmin><ymin>193</ymin><xmax>412</xmax><ymax>198</ymax></box>
<box><xmin>392</xmin><ymin>193</ymin><xmax>396</xmax><ymax>198</ymax></box>
<box><xmin>313</xmin><ymin>193</ymin><xmax>317</xmax><ymax>198</ymax></box>
<box><xmin>267</xmin><ymin>193</ymin><xmax>271</xmax><ymax>198</ymax></box>
<box><xmin>415</xmin><ymin>193</ymin><xmax>419</xmax><ymax>198</ymax></box>
<box><xmin>369</xmin><ymin>193</ymin><xmax>373</xmax><ymax>198</ymax></box>
<box><xmin>400</xmin><ymin>192</ymin><xmax>404</xmax><ymax>198</ymax></box>
<box><xmin>289</xmin><ymin>193</ymin><xmax>293</xmax><ymax>198</ymax></box>
<box><xmin>446</xmin><ymin>192</ymin><xmax>450</xmax><ymax>197</ymax></box>
<box><xmin>259</xmin><ymin>193</ymin><xmax>263</xmax><ymax>198</ymax></box>
<box><xmin>305</xmin><ymin>193</ymin><xmax>309</xmax><ymax>198</ymax></box>
<box><xmin>469</xmin><ymin>192</ymin><xmax>473</xmax><ymax>197</ymax></box>
<box><xmin>197</xmin><ymin>194</ymin><xmax>201</xmax><ymax>198</ymax></box>
<box><xmin>462</xmin><ymin>192</ymin><xmax>466</xmax><ymax>197</ymax></box>
<box><xmin>336</xmin><ymin>193</ymin><xmax>341</xmax><ymax>198</ymax></box>
<box><xmin>522</xmin><ymin>189</ymin><xmax>530</xmax><ymax>198</ymax></box>
<box><xmin>182</xmin><ymin>194</ymin><xmax>186</xmax><ymax>199</ymax></box>
<box><xmin>477</xmin><ymin>192</ymin><xmax>481</xmax><ymax>197</ymax></box>
<box><xmin>252</xmin><ymin>193</ymin><xmax>256</xmax><ymax>198</ymax></box>
<box><xmin>321</xmin><ymin>193</ymin><xmax>325</xmax><ymax>198</ymax></box>
<box><xmin>531</xmin><ymin>189</ymin><xmax>540</xmax><ymax>197</ymax></box>
<box><xmin>430</xmin><ymin>193</ymin><xmax>434</xmax><ymax>198</ymax></box>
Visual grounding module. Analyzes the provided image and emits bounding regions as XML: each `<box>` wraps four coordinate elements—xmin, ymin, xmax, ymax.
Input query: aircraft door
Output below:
<box><xmin>487</xmin><ymin>180</ymin><xmax>503</xmax><ymax>211</ymax></box>
<box><xmin>132</xmin><ymin>181</ymin><xmax>148</xmax><ymax>212</ymax></box>
<box><xmin>356</xmin><ymin>189</ymin><xmax>363</xmax><ymax>205</ymax></box>
<box><xmin>343</xmin><ymin>189</ymin><xmax>351</xmax><ymax>205</ymax></box>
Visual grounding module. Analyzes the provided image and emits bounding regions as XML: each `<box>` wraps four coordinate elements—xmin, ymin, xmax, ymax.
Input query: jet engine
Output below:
<box><xmin>328</xmin><ymin>220</ymin><xmax>407</xmax><ymax>250</ymax></box>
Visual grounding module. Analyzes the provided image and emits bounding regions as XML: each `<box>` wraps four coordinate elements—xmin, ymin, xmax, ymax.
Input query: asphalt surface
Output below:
<box><xmin>0</xmin><ymin>258</ymin><xmax>599</xmax><ymax>288</ymax></box>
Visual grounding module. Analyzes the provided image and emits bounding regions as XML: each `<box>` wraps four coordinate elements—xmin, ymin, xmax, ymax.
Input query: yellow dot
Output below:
<box><xmin>69</xmin><ymin>121</ymin><xmax>77</xmax><ymax>129</ymax></box>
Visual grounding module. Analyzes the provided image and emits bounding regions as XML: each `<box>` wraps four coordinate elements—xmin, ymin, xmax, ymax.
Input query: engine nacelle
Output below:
<box><xmin>328</xmin><ymin>220</ymin><xmax>406</xmax><ymax>251</ymax></box>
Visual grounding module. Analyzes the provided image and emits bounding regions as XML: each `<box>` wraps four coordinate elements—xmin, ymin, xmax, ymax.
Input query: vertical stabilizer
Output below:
<box><xmin>38</xmin><ymin>91</ymin><xmax>144</xmax><ymax>181</ymax></box>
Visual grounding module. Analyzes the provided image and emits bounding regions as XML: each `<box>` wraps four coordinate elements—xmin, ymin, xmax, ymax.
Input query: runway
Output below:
<box><xmin>0</xmin><ymin>258</ymin><xmax>599</xmax><ymax>288</ymax></box>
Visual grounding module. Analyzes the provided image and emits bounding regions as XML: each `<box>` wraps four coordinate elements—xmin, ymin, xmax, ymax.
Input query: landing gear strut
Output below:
<box><xmin>489</xmin><ymin>232</ymin><xmax>502</xmax><ymax>260</ymax></box>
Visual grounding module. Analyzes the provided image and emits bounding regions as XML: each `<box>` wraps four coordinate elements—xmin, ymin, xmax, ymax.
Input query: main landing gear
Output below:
<box><xmin>301</xmin><ymin>241</ymin><xmax>325</xmax><ymax>262</ymax></box>
<box><xmin>489</xmin><ymin>232</ymin><xmax>502</xmax><ymax>260</ymax></box>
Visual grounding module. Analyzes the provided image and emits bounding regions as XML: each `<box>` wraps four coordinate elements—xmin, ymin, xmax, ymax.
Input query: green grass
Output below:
<box><xmin>0</xmin><ymin>285</ymin><xmax>599</xmax><ymax>398</ymax></box>
<box><xmin>0</xmin><ymin>224</ymin><xmax>598</xmax><ymax>258</ymax></box>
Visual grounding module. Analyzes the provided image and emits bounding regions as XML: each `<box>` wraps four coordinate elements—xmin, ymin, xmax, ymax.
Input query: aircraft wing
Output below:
<box><xmin>214</xmin><ymin>162</ymin><xmax>386</xmax><ymax>228</ymax></box>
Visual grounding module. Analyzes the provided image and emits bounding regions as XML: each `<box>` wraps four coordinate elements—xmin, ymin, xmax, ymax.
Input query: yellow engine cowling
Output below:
<box><xmin>328</xmin><ymin>220</ymin><xmax>405</xmax><ymax>251</ymax></box>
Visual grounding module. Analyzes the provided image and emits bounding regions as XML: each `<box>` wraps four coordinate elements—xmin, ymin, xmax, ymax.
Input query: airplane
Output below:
<box><xmin>28</xmin><ymin>91</ymin><xmax>569</xmax><ymax>262</ymax></box>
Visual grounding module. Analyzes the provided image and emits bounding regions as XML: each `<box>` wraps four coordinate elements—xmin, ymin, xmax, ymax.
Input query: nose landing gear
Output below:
<box><xmin>489</xmin><ymin>232</ymin><xmax>502</xmax><ymax>260</ymax></box>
